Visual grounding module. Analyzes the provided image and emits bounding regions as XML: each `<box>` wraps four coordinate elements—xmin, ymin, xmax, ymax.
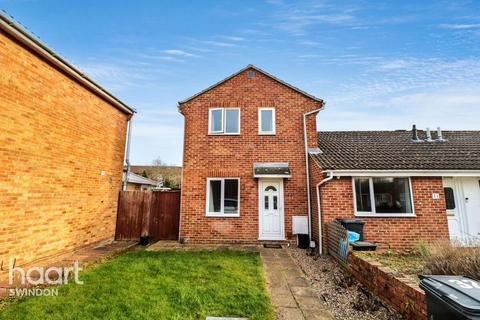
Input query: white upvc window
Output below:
<box><xmin>208</xmin><ymin>108</ymin><xmax>240</xmax><ymax>135</ymax></box>
<box><xmin>258</xmin><ymin>108</ymin><xmax>276</xmax><ymax>135</ymax></box>
<box><xmin>352</xmin><ymin>177</ymin><xmax>415</xmax><ymax>217</ymax></box>
<box><xmin>206</xmin><ymin>178</ymin><xmax>240</xmax><ymax>217</ymax></box>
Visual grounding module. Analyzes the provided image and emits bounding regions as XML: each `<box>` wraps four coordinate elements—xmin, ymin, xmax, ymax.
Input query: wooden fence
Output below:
<box><xmin>115</xmin><ymin>190</ymin><xmax>181</xmax><ymax>241</ymax></box>
<box><xmin>327</xmin><ymin>220</ymin><xmax>349</xmax><ymax>266</ymax></box>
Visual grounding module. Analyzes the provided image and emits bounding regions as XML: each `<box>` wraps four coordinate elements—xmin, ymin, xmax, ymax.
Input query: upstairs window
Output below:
<box><xmin>208</xmin><ymin>108</ymin><xmax>240</xmax><ymax>134</ymax></box>
<box><xmin>353</xmin><ymin>177</ymin><xmax>414</xmax><ymax>216</ymax></box>
<box><xmin>258</xmin><ymin>108</ymin><xmax>275</xmax><ymax>135</ymax></box>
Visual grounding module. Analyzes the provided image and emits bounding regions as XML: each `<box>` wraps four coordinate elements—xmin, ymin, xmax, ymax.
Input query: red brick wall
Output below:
<box><xmin>180</xmin><ymin>67</ymin><xmax>322</xmax><ymax>243</ymax></box>
<box><xmin>348</xmin><ymin>254</ymin><xmax>427</xmax><ymax>320</ymax></box>
<box><xmin>0</xmin><ymin>30</ymin><xmax>129</xmax><ymax>272</ymax></box>
<box><xmin>310</xmin><ymin>166</ymin><xmax>449</xmax><ymax>250</ymax></box>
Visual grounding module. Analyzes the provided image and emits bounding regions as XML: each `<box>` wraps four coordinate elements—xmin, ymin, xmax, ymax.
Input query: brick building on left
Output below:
<box><xmin>0</xmin><ymin>12</ymin><xmax>135</xmax><ymax>275</ymax></box>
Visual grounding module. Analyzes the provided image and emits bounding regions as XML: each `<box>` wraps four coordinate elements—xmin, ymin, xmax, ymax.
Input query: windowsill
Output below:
<box><xmin>206</xmin><ymin>213</ymin><xmax>240</xmax><ymax>218</ymax></box>
<box><xmin>258</xmin><ymin>132</ymin><xmax>276</xmax><ymax>135</ymax></box>
<box><xmin>354</xmin><ymin>212</ymin><xmax>417</xmax><ymax>218</ymax></box>
<box><xmin>208</xmin><ymin>133</ymin><xmax>240</xmax><ymax>136</ymax></box>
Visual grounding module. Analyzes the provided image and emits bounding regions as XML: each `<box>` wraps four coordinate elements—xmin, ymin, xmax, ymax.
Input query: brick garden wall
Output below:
<box><xmin>310</xmin><ymin>166</ymin><xmax>449</xmax><ymax>250</ymax></box>
<box><xmin>348</xmin><ymin>253</ymin><xmax>427</xmax><ymax>320</ymax></box>
<box><xmin>179</xmin><ymin>67</ymin><xmax>322</xmax><ymax>243</ymax></box>
<box><xmin>0</xmin><ymin>30</ymin><xmax>129</xmax><ymax>273</ymax></box>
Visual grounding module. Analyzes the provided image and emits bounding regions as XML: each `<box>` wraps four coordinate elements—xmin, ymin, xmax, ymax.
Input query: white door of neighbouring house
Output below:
<box><xmin>443</xmin><ymin>178</ymin><xmax>462</xmax><ymax>240</ymax></box>
<box><xmin>462</xmin><ymin>177</ymin><xmax>480</xmax><ymax>240</ymax></box>
<box><xmin>443</xmin><ymin>177</ymin><xmax>480</xmax><ymax>243</ymax></box>
<box><xmin>258</xmin><ymin>179</ymin><xmax>285</xmax><ymax>240</ymax></box>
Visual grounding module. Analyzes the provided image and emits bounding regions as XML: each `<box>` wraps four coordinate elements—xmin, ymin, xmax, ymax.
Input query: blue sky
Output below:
<box><xmin>2</xmin><ymin>0</ymin><xmax>480</xmax><ymax>165</ymax></box>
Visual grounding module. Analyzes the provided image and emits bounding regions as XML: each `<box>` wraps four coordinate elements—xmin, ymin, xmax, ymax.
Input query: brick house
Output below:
<box><xmin>179</xmin><ymin>65</ymin><xmax>480</xmax><ymax>249</ymax></box>
<box><xmin>0</xmin><ymin>12</ymin><xmax>134</xmax><ymax>272</ymax></box>
<box><xmin>310</xmin><ymin>129</ymin><xmax>480</xmax><ymax>251</ymax></box>
<box><xmin>179</xmin><ymin>65</ymin><xmax>322</xmax><ymax>243</ymax></box>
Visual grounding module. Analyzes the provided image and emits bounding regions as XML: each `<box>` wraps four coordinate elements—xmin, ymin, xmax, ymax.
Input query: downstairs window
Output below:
<box><xmin>353</xmin><ymin>177</ymin><xmax>414</xmax><ymax>216</ymax></box>
<box><xmin>206</xmin><ymin>178</ymin><xmax>240</xmax><ymax>217</ymax></box>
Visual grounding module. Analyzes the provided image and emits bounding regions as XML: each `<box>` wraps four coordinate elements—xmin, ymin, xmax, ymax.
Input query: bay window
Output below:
<box><xmin>353</xmin><ymin>177</ymin><xmax>414</xmax><ymax>216</ymax></box>
<box><xmin>206</xmin><ymin>178</ymin><xmax>240</xmax><ymax>217</ymax></box>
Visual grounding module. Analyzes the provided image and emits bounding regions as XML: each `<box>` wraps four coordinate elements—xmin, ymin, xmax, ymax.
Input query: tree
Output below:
<box><xmin>148</xmin><ymin>157</ymin><xmax>182</xmax><ymax>189</ymax></box>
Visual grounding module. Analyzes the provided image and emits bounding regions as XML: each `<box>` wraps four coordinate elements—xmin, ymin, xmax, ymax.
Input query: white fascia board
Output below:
<box><xmin>323</xmin><ymin>169</ymin><xmax>480</xmax><ymax>177</ymax></box>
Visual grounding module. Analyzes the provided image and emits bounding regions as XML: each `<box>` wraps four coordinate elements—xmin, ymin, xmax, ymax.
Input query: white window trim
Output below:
<box><xmin>208</xmin><ymin>108</ymin><xmax>223</xmax><ymax>134</ymax></box>
<box><xmin>208</xmin><ymin>108</ymin><xmax>240</xmax><ymax>135</ymax></box>
<box><xmin>258</xmin><ymin>107</ymin><xmax>276</xmax><ymax>135</ymax></box>
<box><xmin>206</xmin><ymin>177</ymin><xmax>240</xmax><ymax>217</ymax></box>
<box><xmin>352</xmin><ymin>177</ymin><xmax>416</xmax><ymax>217</ymax></box>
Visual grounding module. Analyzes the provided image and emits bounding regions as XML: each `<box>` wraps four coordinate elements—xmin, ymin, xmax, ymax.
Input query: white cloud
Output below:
<box><xmin>219</xmin><ymin>36</ymin><xmax>245</xmax><ymax>42</ymax></box>
<box><xmin>161</xmin><ymin>49</ymin><xmax>199</xmax><ymax>57</ymax></box>
<box><xmin>319</xmin><ymin>90</ymin><xmax>480</xmax><ymax>131</ymax></box>
<box><xmin>201</xmin><ymin>40</ymin><xmax>238</xmax><ymax>47</ymax></box>
<box><xmin>439</xmin><ymin>23</ymin><xmax>480</xmax><ymax>30</ymax></box>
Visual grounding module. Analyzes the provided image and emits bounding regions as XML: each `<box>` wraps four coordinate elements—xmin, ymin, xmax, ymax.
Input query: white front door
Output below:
<box><xmin>443</xmin><ymin>177</ymin><xmax>480</xmax><ymax>243</ymax></box>
<box><xmin>259</xmin><ymin>179</ymin><xmax>285</xmax><ymax>240</ymax></box>
<box><xmin>462</xmin><ymin>178</ymin><xmax>480</xmax><ymax>240</ymax></box>
<box><xmin>443</xmin><ymin>178</ymin><xmax>462</xmax><ymax>240</ymax></box>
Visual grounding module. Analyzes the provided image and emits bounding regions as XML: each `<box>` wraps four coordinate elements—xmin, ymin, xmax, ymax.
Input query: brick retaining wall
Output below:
<box><xmin>347</xmin><ymin>253</ymin><xmax>427</xmax><ymax>320</ymax></box>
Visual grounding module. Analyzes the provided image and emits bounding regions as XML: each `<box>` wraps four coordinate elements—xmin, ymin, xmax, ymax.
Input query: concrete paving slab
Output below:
<box><xmin>261</xmin><ymin>248</ymin><xmax>333</xmax><ymax>320</ymax></box>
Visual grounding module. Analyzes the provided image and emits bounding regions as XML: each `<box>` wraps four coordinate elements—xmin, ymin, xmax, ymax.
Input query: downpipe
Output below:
<box><xmin>122</xmin><ymin>117</ymin><xmax>133</xmax><ymax>191</ymax></box>
<box><xmin>316</xmin><ymin>171</ymin><xmax>333</xmax><ymax>254</ymax></box>
<box><xmin>303</xmin><ymin>103</ymin><xmax>325</xmax><ymax>245</ymax></box>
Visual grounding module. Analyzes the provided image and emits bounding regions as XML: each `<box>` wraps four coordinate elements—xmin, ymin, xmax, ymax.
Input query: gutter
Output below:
<box><xmin>323</xmin><ymin>169</ymin><xmax>480</xmax><ymax>177</ymax></box>
<box><xmin>316</xmin><ymin>171</ymin><xmax>333</xmax><ymax>254</ymax></box>
<box><xmin>0</xmin><ymin>10</ymin><xmax>135</xmax><ymax>115</ymax></box>
<box><xmin>303</xmin><ymin>102</ymin><xmax>325</xmax><ymax>245</ymax></box>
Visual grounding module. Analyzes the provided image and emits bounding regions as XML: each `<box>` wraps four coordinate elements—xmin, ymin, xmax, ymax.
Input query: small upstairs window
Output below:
<box><xmin>258</xmin><ymin>108</ymin><xmax>275</xmax><ymax>135</ymax></box>
<box><xmin>209</xmin><ymin>108</ymin><xmax>240</xmax><ymax>135</ymax></box>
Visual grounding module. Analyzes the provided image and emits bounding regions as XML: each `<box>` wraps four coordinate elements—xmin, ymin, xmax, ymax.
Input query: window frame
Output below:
<box><xmin>205</xmin><ymin>177</ymin><xmax>240</xmax><ymax>217</ymax></box>
<box><xmin>208</xmin><ymin>108</ymin><xmax>240</xmax><ymax>135</ymax></box>
<box><xmin>352</xmin><ymin>177</ymin><xmax>416</xmax><ymax>217</ymax></box>
<box><xmin>258</xmin><ymin>107</ymin><xmax>276</xmax><ymax>135</ymax></box>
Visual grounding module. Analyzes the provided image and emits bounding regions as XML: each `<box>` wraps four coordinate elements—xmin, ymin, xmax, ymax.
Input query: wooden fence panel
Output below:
<box><xmin>115</xmin><ymin>190</ymin><xmax>180</xmax><ymax>241</ymax></box>
<box><xmin>327</xmin><ymin>220</ymin><xmax>349</xmax><ymax>266</ymax></box>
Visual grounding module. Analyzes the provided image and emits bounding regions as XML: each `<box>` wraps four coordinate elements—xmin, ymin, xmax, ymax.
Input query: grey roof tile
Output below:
<box><xmin>314</xmin><ymin>130</ymin><xmax>480</xmax><ymax>170</ymax></box>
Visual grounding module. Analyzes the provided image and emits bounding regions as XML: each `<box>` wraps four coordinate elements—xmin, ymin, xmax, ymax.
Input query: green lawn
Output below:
<box><xmin>0</xmin><ymin>250</ymin><xmax>275</xmax><ymax>320</ymax></box>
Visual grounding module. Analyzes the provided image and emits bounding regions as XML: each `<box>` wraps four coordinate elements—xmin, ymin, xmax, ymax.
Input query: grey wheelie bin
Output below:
<box><xmin>419</xmin><ymin>275</ymin><xmax>480</xmax><ymax>319</ymax></box>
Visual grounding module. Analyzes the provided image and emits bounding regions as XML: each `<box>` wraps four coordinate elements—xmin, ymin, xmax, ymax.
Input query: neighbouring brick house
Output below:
<box><xmin>179</xmin><ymin>65</ymin><xmax>480</xmax><ymax>249</ymax></box>
<box><xmin>0</xmin><ymin>12</ymin><xmax>135</xmax><ymax>273</ymax></box>
<box><xmin>310</xmin><ymin>129</ymin><xmax>480</xmax><ymax>251</ymax></box>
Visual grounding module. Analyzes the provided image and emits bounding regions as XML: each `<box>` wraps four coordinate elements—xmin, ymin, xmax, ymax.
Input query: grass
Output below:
<box><xmin>357</xmin><ymin>241</ymin><xmax>480</xmax><ymax>282</ymax></box>
<box><xmin>422</xmin><ymin>241</ymin><xmax>480</xmax><ymax>280</ymax></box>
<box><xmin>357</xmin><ymin>250</ymin><xmax>425</xmax><ymax>276</ymax></box>
<box><xmin>0</xmin><ymin>249</ymin><xmax>275</xmax><ymax>320</ymax></box>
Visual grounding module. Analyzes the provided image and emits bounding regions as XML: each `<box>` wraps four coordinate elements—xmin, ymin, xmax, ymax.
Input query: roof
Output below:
<box><xmin>126</xmin><ymin>172</ymin><xmax>159</xmax><ymax>186</ymax></box>
<box><xmin>0</xmin><ymin>10</ymin><xmax>135</xmax><ymax>115</ymax></box>
<box><xmin>178</xmin><ymin>64</ymin><xmax>324</xmax><ymax>106</ymax></box>
<box><xmin>253</xmin><ymin>162</ymin><xmax>291</xmax><ymax>178</ymax></box>
<box><xmin>313</xmin><ymin>130</ymin><xmax>480</xmax><ymax>171</ymax></box>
